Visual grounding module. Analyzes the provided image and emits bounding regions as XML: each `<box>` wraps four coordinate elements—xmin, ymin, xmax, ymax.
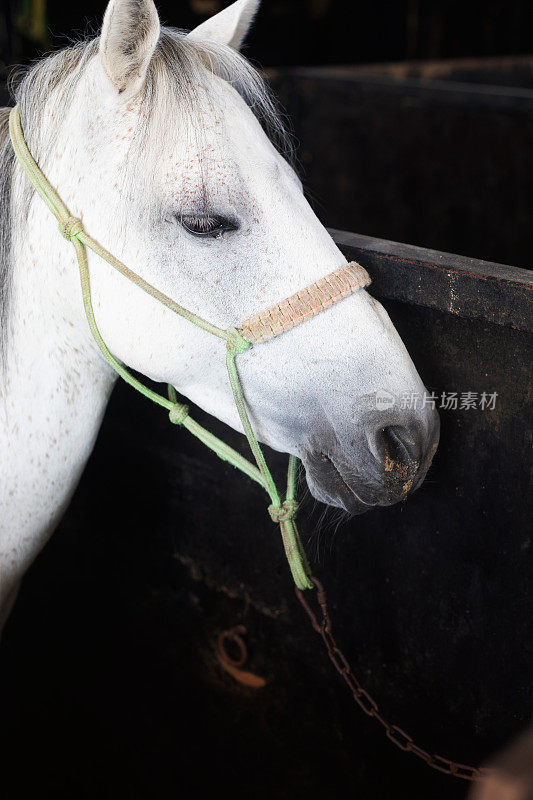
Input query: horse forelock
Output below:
<box><xmin>0</xmin><ymin>26</ymin><xmax>291</xmax><ymax>369</ymax></box>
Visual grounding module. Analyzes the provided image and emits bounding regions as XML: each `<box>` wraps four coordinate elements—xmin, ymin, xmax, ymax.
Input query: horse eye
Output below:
<box><xmin>179</xmin><ymin>213</ymin><xmax>238</xmax><ymax>239</ymax></box>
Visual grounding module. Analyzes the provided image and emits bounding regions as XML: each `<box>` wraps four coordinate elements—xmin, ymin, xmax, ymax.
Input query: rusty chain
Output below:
<box><xmin>296</xmin><ymin>576</ymin><xmax>493</xmax><ymax>783</ymax></box>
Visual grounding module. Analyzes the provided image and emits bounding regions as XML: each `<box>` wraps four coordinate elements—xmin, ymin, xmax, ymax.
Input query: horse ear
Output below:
<box><xmin>188</xmin><ymin>0</ymin><xmax>260</xmax><ymax>51</ymax></box>
<box><xmin>99</xmin><ymin>0</ymin><xmax>160</xmax><ymax>95</ymax></box>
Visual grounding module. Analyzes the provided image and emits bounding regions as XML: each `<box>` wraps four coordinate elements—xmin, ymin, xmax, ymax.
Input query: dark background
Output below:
<box><xmin>1</xmin><ymin>3</ymin><xmax>532</xmax><ymax>800</ymax></box>
<box><xmin>3</xmin><ymin>0</ymin><xmax>533</xmax><ymax>71</ymax></box>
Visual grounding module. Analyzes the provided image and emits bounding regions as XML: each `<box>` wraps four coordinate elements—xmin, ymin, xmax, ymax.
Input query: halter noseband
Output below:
<box><xmin>9</xmin><ymin>105</ymin><xmax>370</xmax><ymax>590</ymax></box>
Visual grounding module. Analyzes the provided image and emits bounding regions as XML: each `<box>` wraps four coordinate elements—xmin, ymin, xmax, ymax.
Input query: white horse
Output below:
<box><xmin>0</xmin><ymin>0</ymin><xmax>439</xmax><ymax>634</ymax></box>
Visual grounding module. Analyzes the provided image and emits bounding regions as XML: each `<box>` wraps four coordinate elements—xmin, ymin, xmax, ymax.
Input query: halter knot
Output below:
<box><xmin>59</xmin><ymin>215</ymin><xmax>84</xmax><ymax>240</ymax></box>
<box><xmin>268</xmin><ymin>499</ymin><xmax>299</xmax><ymax>523</ymax></box>
<box><xmin>226</xmin><ymin>327</ymin><xmax>251</xmax><ymax>355</ymax></box>
<box><xmin>169</xmin><ymin>403</ymin><xmax>189</xmax><ymax>426</ymax></box>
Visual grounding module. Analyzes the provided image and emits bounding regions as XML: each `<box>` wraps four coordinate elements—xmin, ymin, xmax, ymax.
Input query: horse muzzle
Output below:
<box><xmin>301</xmin><ymin>407</ymin><xmax>440</xmax><ymax>514</ymax></box>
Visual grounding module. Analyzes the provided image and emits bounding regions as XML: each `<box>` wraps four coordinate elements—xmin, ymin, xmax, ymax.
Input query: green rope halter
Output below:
<box><xmin>8</xmin><ymin>104</ymin><xmax>367</xmax><ymax>591</ymax></box>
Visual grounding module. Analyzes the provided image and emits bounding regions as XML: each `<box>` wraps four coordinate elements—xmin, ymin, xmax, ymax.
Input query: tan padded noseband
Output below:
<box><xmin>241</xmin><ymin>261</ymin><xmax>371</xmax><ymax>344</ymax></box>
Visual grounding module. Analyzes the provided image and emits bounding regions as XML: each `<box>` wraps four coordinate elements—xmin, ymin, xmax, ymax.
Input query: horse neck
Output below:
<box><xmin>0</xmin><ymin>166</ymin><xmax>116</xmax><ymax>607</ymax></box>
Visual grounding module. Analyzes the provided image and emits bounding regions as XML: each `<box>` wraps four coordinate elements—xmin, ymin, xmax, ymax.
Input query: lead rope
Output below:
<box><xmin>9</xmin><ymin>104</ymin><xmax>489</xmax><ymax>783</ymax></box>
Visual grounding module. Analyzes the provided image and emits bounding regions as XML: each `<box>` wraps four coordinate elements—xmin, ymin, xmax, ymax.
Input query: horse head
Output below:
<box><xmin>13</xmin><ymin>0</ymin><xmax>439</xmax><ymax>515</ymax></box>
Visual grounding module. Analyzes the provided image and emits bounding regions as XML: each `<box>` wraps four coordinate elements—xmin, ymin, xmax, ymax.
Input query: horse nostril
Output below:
<box><xmin>380</xmin><ymin>425</ymin><xmax>419</xmax><ymax>465</ymax></box>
